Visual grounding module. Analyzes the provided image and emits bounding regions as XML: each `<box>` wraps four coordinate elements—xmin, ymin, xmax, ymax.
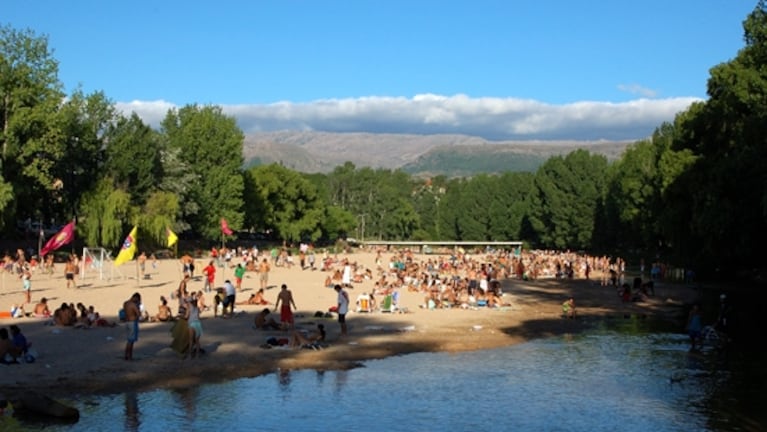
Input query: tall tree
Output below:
<box><xmin>489</xmin><ymin>172</ymin><xmax>535</xmax><ymax>240</ymax></box>
<box><xmin>247</xmin><ymin>163</ymin><xmax>325</xmax><ymax>243</ymax></box>
<box><xmin>161</xmin><ymin>105</ymin><xmax>244</xmax><ymax>239</ymax></box>
<box><xmin>529</xmin><ymin>150</ymin><xmax>608</xmax><ymax>249</ymax></box>
<box><xmin>668</xmin><ymin>1</ymin><xmax>767</xmax><ymax>269</ymax></box>
<box><xmin>55</xmin><ymin>90</ymin><xmax>115</xmax><ymax>221</ymax></box>
<box><xmin>0</xmin><ymin>25</ymin><xmax>66</xmax><ymax>224</ymax></box>
<box><xmin>104</xmin><ymin>112</ymin><xmax>162</xmax><ymax>206</ymax></box>
<box><xmin>78</xmin><ymin>178</ymin><xmax>132</xmax><ymax>247</ymax></box>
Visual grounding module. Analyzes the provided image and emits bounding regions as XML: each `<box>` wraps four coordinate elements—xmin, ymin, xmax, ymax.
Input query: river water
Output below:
<box><xmin>6</xmin><ymin>325</ymin><xmax>766</xmax><ymax>432</ymax></box>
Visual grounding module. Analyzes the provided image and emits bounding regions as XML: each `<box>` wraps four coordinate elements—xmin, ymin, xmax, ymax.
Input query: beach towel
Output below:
<box><xmin>170</xmin><ymin>319</ymin><xmax>190</xmax><ymax>355</ymax></box>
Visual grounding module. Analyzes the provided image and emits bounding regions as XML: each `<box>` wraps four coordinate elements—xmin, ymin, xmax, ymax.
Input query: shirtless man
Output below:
<box><xmin>274</xmin><ymin>284</ymin><xmax>297</xmax><ymax>330</ymax></box>
<box><xmin>124</xmin><ymin>292</ymin><xmax>141</xmax><ymax>360</ymax></box>
<box><xmin>138</xmin><ymin>252</ymin><xmax>147</xmax><ymax>279</ymax></box>
<box><xmin>180</xmin><ymin>254</ymin><xmax>195</xmax><ymax>278</ymax></box>
<box><xmin>254</xmin><ymin>308</ymin><xmax>280</xmax><ymax>330</ymax></box>
<box><xmin>258</xmin><ymin>258</ymin><xmax>270</xmax><ymax>290</ymax></box>
<box><xmin>34</xmin><ymin>297</ymin><xmax>51</xmax><ymax>317</ymax></box>
<box><xmin>64</xmin><ymin>257</ymin><xmax>77</xmax><ymax>289</ymax></box>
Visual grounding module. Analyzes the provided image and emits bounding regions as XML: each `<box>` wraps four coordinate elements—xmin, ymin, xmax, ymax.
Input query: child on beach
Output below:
<box><xmin>20</xmin><ymin>266</ymin><xmax>32</xmax><ymax>304</ymax></box>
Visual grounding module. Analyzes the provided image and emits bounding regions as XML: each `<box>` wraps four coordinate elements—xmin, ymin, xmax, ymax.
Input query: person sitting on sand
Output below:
<box><xmin>562</xmin><ymin>297</ymin><xmax>576</xmax><ymax>319</ymax></box>
<box><xmin>197</xmin><ymin>291</ymin><xmax>209</xmax><ymax>312</ymax></box>
<box><xmin>0</xmin><ymin>327</ymin><xmax>22</xmax><ymax>364</ymax></box>
<box><xmin>254</xmin><ymin>308</ymin><xmax>280</xmax><ymax>330</ymax></box>
<box><xmin>87</xmin><ymin>305</ymin><xmax>117</xmax><ymax>327</ymax></box>
<box><xmin>238</xmin><ymin>288</ymin><xmax>270</xmax><ymax>305</ymax></box>
<box><xmin>53</xmin><ymin>303</ymin><xmax>76</xmax><ymax>326</ymax></box>
<box><xmin>34</xmin><ymin>297</ymin><xmax>51</xmax><ymax>318</ymax></box>
<box><xmin>290</xmin><ymin>323</ymin><xmax>326</xmax><ymax>349</ymax></box>
<box><xmin>9</xmin><ymin>325</ymin><xmax>30</xmax><ymax>355</ymax></box>
<box><xmin>154</xmin><ymin>296</ymin><xmax>173</xmax><ymax>322</ymax></box>
<box><xmin>75</xmin><ymin>302</ymin><xmax>90</xmax><ymax>327</ymax></box>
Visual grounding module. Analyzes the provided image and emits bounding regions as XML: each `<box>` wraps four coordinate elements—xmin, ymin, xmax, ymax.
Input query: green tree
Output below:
<box><xmin>247</xmin><ymin>163</ymin><xmax>325</xmax><ymax>243</ymax></box>
<box><xmin>436</xmin><ymin>178</ymin><xmax>467</xmax><ymax>240</ymax></box>
<box><xmin>137</xmin><ymin>190</ymin><xmax>180</xmax><ymax>248</ymax></box>
<box><xmin>162</xmin><ymin>105</ymin><xmax>244</xmax><ymax>239</ymax></box>
<box><xmin>411</xmin><ymin>176</ymin><xmax>448</xmax><ymax>239</ymax></box>
<box><xmin>529</xmin><ymin>150</ymin><xmax>608</xmax><ymax>249</ymax></box>
<box><xmin>666</xmin><ymin>1</ymin><xmax>767</xmax><ymax>269</ymax></box>
<box><xmin>489</xmin><ymin>172</ymin><xmax>535</xmax><ymax>240</ymax></box>
<box><xmin>105</xmin><ymin>112</ymin><xmax>162</xmax><ymax>205</ymax></box>
<box><xmin>322</xmin><ymin>205</ymin><xmax>357</xmax><ymax>241</ymax></box>
<box><xmin>0</xmin><ymin>25</ymin><xmax>66</xmax><ymax>223</ymax></box>
<box><xmin>78</xmin><ymin>178</ymin><xmax>132</xmax><ymax>247</ymax></box>
<box><xmin>55</xmin><ymin>90</ymin><xmax>115</xmax><ymax>220</ymax></box>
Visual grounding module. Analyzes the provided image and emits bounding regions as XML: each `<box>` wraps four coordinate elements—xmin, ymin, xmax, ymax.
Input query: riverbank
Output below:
<box><xmin>0</xmin><ymin>251</ymin><xmax>700</xmax><ymax>398</ymax></box>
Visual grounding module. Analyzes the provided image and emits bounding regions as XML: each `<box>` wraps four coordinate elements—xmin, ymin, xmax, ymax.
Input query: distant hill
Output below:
<box><xmin>243</xmin><ymin>131</ymin><xmax>634</xmax><ymax>176</ymax></box>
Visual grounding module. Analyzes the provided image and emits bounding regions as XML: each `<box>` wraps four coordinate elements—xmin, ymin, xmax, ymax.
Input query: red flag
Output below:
<box><xmin>220</xmin><ymin>218</ymin><xmax>234</xmax><ymax>236</ymax></box>
<box><xmin>40</xmin><ymin>221</ymin><xmax>76</xmax><ymax>257</ymax></box>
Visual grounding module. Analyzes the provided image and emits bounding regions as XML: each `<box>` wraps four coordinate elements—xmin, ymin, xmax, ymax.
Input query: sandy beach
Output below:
<box><xmin>0</xmin><ymin>249</ymin><xmax>698</xmax><ymax>397</ymax></box>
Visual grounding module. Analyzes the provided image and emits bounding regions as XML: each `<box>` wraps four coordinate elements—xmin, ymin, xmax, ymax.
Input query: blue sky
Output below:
<box><xmin>4</xmin><ymin>0</ymin><xmax>758</xmax><ymax>140</ymax></box>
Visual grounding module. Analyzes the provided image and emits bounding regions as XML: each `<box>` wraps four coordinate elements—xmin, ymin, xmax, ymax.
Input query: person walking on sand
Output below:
<box><xmin>335</xmin><ymin>284</ymin><xmax>350</xmax><ymax>337</ymax></box>
<box><xmin>203</xmin><ymin>260</ymin><xmax>216</xmax><ymax>293</ymax></box>
<box><xmin>185</xmin><ymin>292</ymin><xmax>203</xmax><ymax>358</ymax></box>
<box><xmin>124</xmin><ymin>292</ymin><xmax>141</xmax><ymax>360</ymax></box>
<box><xmin>259</xmin><ymin>258</ymin><xmax>270</xmax><ymax>290</ymax></box>
<box><xmin>138</xmin><ymin>251</ymin><xmax>147</xmax><ymax>279</ymax></box>
<box><xmin>20</xmin><ymin>265</ymin><xmax>32</xmax><ymax>304</ymax></box>
<box><xmin>274</xmin><ymin>284</ymin><xmax>296</xmax><ymax>330</ymax></box>
<box><xmin>64</xmin><ymin>257</ymin><xmax>77</xmax><ymax>289</ymax></box>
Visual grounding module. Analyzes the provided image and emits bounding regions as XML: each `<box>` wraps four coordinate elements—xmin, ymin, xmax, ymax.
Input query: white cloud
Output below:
<box><xmin>617</xmin><ymin>83</ymin><xmax>659</xmax><ymax>98</ymax></box>
<box><xmin>116</xmin><ymin>94</ymin><xmax>700</xmax><ymax>141</ymax></box>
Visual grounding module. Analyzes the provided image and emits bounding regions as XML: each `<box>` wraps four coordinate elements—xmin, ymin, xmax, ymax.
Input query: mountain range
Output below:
<box><xmin>242</xmin><ymin>131</ymin><xmax>635</xmax><ymax>177</ymax></box>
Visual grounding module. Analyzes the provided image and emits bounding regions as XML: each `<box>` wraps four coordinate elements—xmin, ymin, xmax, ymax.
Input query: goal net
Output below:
<box><xmin>80</xmin><ymin>247</ymin><xmax>125</xmax><ymax>281</ymax></box>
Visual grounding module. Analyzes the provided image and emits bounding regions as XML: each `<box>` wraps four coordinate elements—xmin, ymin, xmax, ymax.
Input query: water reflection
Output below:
<box><xmin>18</xmin><ymin>331</ymin><xmax>767</xmax><ymax>432</ymax></box>
<box><xmin>172</xmin><ymin>386</ymin><xmax>199</xmax><ymax>423</ymax></box>
<box><xmin>333</xmin><ymin>369</ymin><xmax>348</xmax><ymax>396</ymax></box>
<box><xmin>123</xmin><ymin>392</ymin><xmax>139</xmax><ymax>432</ymax></box>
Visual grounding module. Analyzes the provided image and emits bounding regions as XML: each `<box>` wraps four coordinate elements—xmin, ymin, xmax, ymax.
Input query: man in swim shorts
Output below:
<box><xmin>335</xmin><ymin>284</ymin><xmax>349</xmax><ymax>336</ymax></box>
<box><xmin>123</xmin><ymin>292</ymin><xmax>141</xmax><ymax>360</ymax></box>
<box><xmin>274</xmin><ymin>284</ymin><xmax>296</xmax><ymax>330</ymax></box>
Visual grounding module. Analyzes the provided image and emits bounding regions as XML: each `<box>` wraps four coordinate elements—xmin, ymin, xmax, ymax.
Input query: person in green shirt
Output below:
<box><xmin>234</xmin><ymin>262</ymin><xmax>246</xmax><ymax>291</ymax></box>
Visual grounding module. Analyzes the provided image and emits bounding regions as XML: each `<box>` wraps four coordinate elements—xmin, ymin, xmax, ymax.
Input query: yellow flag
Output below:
<box><xmin>167</xmin><ymin>227</ymin><xmax>178</xmax><ymax>247</ymax></box>
<box><xmin>114</xmin><ymin>226</ymin><xmax>138</xmax><ymax>266</ymax></box>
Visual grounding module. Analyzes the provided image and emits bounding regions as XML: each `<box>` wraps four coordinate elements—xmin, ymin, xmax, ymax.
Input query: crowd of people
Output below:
<box><xmin>2</xmin><ymin>240</ymin><xmax>686</xmax><ymax>365</ymax></box>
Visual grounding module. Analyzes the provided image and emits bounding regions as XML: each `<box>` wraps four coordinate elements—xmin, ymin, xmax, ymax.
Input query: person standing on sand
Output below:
<box><xmin>20</xmin><ymin>265</ymin><xmax>32</xmax><ymax>304</ymax></box>
<box><xmin>203</xmin><ymin>260</ymin><xmax>216</xmax><ymax>293</ymax></box>
<box><xmin>335</xmin><ymin>284</ymin><xmax>349</xmax><ymax>336</ymax></box>
<box><xmin>274</xmin><ymin>284</ymin><xmax>296</xmax><ymax>330</ymax></box>
<box><xmin>124</xmin><ymin>292</ymin><xmax>141</xmax><ymax>360</ymax></box>
<box><xmin>234</xmin><ymin>262</ymin><xmax>245</xmax><ymax>291</ymax></box>
<box><xmin>64</xmin><ymin>257</ymin><xmax>77</xmax><ymax>289</ymax></box>
<box><xmin>259</xmin><ymin>258</ymin><xmax>270</xmax><ymax>290</ymax></box>
<box><xmin>686</xmin><ymin>303</ymin><xmax>703</xmax><ymax>351</ymax></box>
<box><xmin>138</xmin><ymin>252</ymin><xmax>147</xmax><ymax>279</ymax></box>
<box><xmin>180</xmin><ymin>254</ymin><xmax>195</xmax><ymax>278</ymax></box>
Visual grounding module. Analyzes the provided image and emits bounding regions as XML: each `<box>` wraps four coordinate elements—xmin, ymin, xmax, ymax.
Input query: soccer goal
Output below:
<box><xmin>81</xmin><ymin>247</ymin><xmax>125</xmax><ymax>281</ymax></box>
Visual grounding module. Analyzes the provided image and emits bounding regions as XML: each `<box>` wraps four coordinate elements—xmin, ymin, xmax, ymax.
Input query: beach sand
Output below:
<box><xmin>0</xmin><ymin>250</ymin><xmax>698</xmax><ymax>397</ymax></box>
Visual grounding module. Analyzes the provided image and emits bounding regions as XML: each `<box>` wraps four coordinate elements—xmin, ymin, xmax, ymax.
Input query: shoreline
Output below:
<box><xmin>0</xmin><ymin>252</ymin><xmax>699</xmax><ymax>399</ymax></box>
